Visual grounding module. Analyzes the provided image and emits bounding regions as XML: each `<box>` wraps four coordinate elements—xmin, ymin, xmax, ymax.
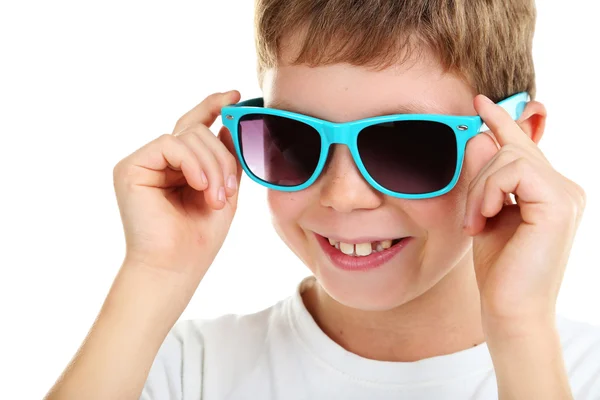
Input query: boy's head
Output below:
<box><xmin>255</xmin><ymin>0</ymin><xmax>537</xmax><ymax>101</ymax></box>
<box><xmin>252</xmin><ymin>0</ymin><xmax>545</xmax><ymax>310</ymax></box>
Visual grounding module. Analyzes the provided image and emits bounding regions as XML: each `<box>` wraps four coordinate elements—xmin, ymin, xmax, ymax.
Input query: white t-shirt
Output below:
<box><xmin>141</xmin><ymin>276</ymin><xmax>600</xmax><ymax>400</ymax></box>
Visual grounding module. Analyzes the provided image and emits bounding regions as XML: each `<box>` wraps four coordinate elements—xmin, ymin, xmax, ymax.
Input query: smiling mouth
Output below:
<box><xmin>324</xmin><ymin>237</ymin><xmax>404</xmax><ymax>257</ymax></box>
<box><xmin>314</xmin><ymin>232</ymin><xmax>413</xmax><ymax>272</ymax></box>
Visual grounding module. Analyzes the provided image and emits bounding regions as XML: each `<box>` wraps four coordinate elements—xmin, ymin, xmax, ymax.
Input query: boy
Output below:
<box><xmin>46</xmin><ymin>0</ymin><xmax>600</xmax><ymax>399</ymax></box>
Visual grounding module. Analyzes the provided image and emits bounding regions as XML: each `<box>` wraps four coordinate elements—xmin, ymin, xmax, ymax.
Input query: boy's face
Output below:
<box><xmin>262</xmin><ymin>47</ymin><xmax>489</xmax><ymax>311</ymax></box>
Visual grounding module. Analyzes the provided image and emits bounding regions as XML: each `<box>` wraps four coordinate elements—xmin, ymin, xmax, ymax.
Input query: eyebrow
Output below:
<box><xmin>265</xmin><ymin>99</ymin><xmax>448</xmax><ymax>119</ymax></box>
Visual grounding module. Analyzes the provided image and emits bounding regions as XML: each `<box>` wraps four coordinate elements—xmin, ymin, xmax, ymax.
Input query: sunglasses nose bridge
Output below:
<box><xmin>324</xmin><ymin>122</ymin><xmax>352</xmax><ymax>146</ymax></box>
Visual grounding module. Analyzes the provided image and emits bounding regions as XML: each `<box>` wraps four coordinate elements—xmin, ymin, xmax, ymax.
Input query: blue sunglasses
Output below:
<box><xmin>221</xmin><ymin>92</ymin><xmax>528</xmax><ymax>199</ymax></box>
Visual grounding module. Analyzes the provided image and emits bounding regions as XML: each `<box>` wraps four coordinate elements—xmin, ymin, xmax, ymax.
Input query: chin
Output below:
<box><xmin>310</xmin><ymin>258</ymin><xmax>429</xmax><ymax>311</ymax></box>
<box><xmin>320</xmin><ymin>277</ymin><xmax>419</xmax><ymax>311</ymax></box>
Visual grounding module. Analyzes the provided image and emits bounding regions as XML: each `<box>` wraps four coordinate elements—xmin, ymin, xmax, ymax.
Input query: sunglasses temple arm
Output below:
<box><xmin>477</xmin><ymin>91</ymin><xmax>530</xmax><ymax>133</ymax></box>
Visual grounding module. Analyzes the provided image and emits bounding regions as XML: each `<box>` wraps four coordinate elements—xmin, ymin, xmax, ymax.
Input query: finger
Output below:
<box><xmin>465</xmin><ymin>139</ymin><xmax>545</xmax><ymax>224</ymax></box>
<box><xmin>190</xmin><ymin>124</ymin><xmax>240</xmax><ymax>198</ymax></box>
<box><xmin>218</xmin><ymin>125</ymin><xmax>242</xmax><ymax>181</ymax></box>
<box><xmin>218</xmin><ymin>125</ymin><xmax>243</xmax><ymax>206</ymax></box>
<box><xmin>469</xmin><ymin>144</ymin><xmax>525</xmax><ymax>195</ymax></box>
<box><xmin>463</xmin><ymin>131</ymin><xmax>499</xmax><ymax>183</ymax></box>
<box><xmin>176</xmin><ymin>131</ymin><xmax>227</xmax><ymax>210</ymax></box>
<box><xmin>480</xmin><ymin>158</ymin><xmax>555</xmax><ymax>226</ymax></box>
<box><xmin>173</xmin><ymin>90</ymin><xmax>241</xmax><ymax>134</ymax></box>
<box><xmin>463</xmin><ymin>133</ymin><xmax>499</xmax><ymax>232</ymax></box>
<box><xmin>464</xmin><ymin>148</ymin><xmax>521</xmax><ymax>235</ymax></box>
<box><xmin>474</xmin><ymin>94</ymin><xmax>537</xmax><ymax>150</ymax></box>
<box><xmin>118</xmin><ymin>134</ymin><xmax>206</xmax><ymax>191</ymax></box>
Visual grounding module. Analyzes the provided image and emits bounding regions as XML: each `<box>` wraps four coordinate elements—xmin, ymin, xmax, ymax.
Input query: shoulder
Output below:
<box><xmin>175</xmin><ymin>293</ymin><xmax>292</xmax><ymax>366</ymax></box>
<box><xmin>556</xmin><ymin>314</ymin><xmax>600</xmax><ymax>398</ymax></box>
<box><xmin>141</xmin><ymin>290</ymin><xmax>298</xmax><ymax>400</ymax></box>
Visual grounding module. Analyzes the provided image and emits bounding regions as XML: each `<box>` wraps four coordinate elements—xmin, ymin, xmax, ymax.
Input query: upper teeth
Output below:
<box><xmin>327</xmin><ymin>238</ymin><xmax>393</xmax><ymax>257</ymax></box>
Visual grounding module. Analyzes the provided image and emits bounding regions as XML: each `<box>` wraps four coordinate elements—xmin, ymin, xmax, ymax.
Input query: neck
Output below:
<box><xmin>301</xmin><ymin>248</ymin><xmax>485</xmax><ymax>362</ymax></box>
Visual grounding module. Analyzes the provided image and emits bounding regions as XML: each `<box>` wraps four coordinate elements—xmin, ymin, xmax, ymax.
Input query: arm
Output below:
<box><xmin>44</xmin><ymin>261</ymin><xmax>187</xmax><ymax>400</ymax></box>
<box><xmin>464</xmin><ymin>95</ymin><xmax>585</xmax><ymax>399</ymax></box>
<box><xmin>485</xmin><ymin>317</ymin><xmax>573</xmax><ymax>400</ymax></box>
<box><xmin>44</xmin><ymin>90</ymin><xmax>243</xmax><ymax>399</ymax></box>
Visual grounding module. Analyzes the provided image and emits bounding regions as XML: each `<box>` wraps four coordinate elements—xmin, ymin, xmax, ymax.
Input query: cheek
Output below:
<box><xmin>397</xmin><ymin>182</ymin><xmax>472</xmax><ymax>280</ymax></box>
<box><xmin>267</xmin><ymin>189</ymin><xmax>313</xmax><ymax>252</ymax></box>
<box><xmin>267</xmin><ymin>190</ymin><xmax>305</xmax><ymax>223</ymax></box>
<box><xmin>401</xmin><ymin>174</ymin><xmax>471</xmax><ymax>247</ymax></box>
<box><xmin>403</xmin><ymin>184</ymin><xmax>468</xmax><ymax>232</ymax></box>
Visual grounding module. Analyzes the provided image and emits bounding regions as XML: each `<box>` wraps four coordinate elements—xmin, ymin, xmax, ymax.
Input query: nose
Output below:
<box><xmin>318</xmin><ymin>144</ymin><xmax>383</xmax><ymax>212</ymax></box>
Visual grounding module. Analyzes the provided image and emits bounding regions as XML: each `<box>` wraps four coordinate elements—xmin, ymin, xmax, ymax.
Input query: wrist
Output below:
<box><xmin>107</xmin><ymin>260</ymin><xmax>195</xmax><ymax>333</ymax></box>
<box><xmin>484</xmin><ymin>324</ymin><xmax>572</xmax><ymax>400</ymax></box>
<box><xmin>484</xmin><ymin>318</ymin><xmax>559</xmax><ymax>352</ymax></box>
<box><xmin>481</xmin><ymin>307</ymin><xmax>557</xmax><ymax>341</ymax></box>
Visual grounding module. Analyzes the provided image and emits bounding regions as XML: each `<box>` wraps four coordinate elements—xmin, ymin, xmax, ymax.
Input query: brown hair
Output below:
<box><xmin>254</xmin><ymin>0</ymin><xmax>536</xmax><ymax>101</ymax></box>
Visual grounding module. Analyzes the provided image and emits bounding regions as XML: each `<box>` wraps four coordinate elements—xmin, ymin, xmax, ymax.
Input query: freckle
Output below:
<box><xmin>339</xmin><ymin>330</ymin><xmax>343</xmax><ymax>336</ymax></box>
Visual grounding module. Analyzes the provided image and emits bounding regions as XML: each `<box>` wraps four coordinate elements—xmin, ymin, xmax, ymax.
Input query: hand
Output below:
<box><xmin>464</xmin><ymin>94</ymin><xmax>586</xmax><ymax>334</ymax></box>
<box><xmin>113</xmin><ymin>90</ymin><xmax>242</xmax><ymax>285</ymax></box>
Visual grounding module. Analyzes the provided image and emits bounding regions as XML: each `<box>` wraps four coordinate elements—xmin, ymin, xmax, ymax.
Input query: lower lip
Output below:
<box><xmin>315</xmin><ymin>233</ymin><xmax>412</xmax><ymax>272</ymax></box>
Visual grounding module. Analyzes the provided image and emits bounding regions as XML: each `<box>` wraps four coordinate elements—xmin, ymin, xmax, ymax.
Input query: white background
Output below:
<box><xmin>1</xmin><ymin>1</ymin><xmax>599</xmax><ymax>398</ymax></box>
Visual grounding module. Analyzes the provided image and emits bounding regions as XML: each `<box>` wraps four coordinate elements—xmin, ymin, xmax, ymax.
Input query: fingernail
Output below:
<box><xmin>200</xmin><ymin>171</ymin><xmax>208</xmax><ymax>186</ymax></box>
<box><xmin>481</xmin><ymin>95</ymin><xmax>494</xmax><ymax>104</ymax></box>
<box><xmin>218</xmin><ymin>187</ymin><xmax>226</xmax><ymax>203</ymax></box>
<box><xmin>223</xmin><ymin>90</ymin><xmax>236</xmax><ymax>99</ymax></box>
<box><xmin>227</xmin><ymin>174</ymin><xmax>237</xmax><ymax>191</ymax></box>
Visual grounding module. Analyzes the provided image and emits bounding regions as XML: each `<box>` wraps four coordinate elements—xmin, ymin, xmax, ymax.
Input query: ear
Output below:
<box><xmin>517</xmin><ymin>100</ymin><xmax>547</xmax><ymax>145</ymax></box>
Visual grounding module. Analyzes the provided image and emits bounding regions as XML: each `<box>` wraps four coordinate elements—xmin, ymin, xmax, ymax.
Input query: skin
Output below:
<box><xmin>261</xmin><ymin>50</ymin><xmax>519</xmax><ymax>360</ymax></box>
<box><xmin>262</xmin><ymin>44</ymin><xmax>584</xmax><ymax>398</ymax></box>
<box><xmin>45</xmin><ymin>46</ymin><xmax>584</xmax><ymax>400</ymax></box>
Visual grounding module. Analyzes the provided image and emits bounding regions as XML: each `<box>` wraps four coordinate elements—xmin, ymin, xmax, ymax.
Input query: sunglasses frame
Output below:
<box><xmin>221</xmin><ymin>92</ymin><xmax>529</xmax><ymax>199</ymax></box>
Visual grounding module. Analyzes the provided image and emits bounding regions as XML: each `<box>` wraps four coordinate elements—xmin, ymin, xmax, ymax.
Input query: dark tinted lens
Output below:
<box><xmin>357</xmin><ymin>120</ymin><xmax>457</xmax><ymax>194</ymax></box>
<box><xmin>238</xmin><ymin>114</ymin><xmax>322</xmax><ymax>186</ymax></box>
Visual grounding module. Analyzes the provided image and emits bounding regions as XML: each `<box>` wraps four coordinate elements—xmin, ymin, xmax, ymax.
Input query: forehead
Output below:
<box><xmin>262</xmin><ymin>49</ymin><xmax>477</xmax><ymax>123</ymax></box>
